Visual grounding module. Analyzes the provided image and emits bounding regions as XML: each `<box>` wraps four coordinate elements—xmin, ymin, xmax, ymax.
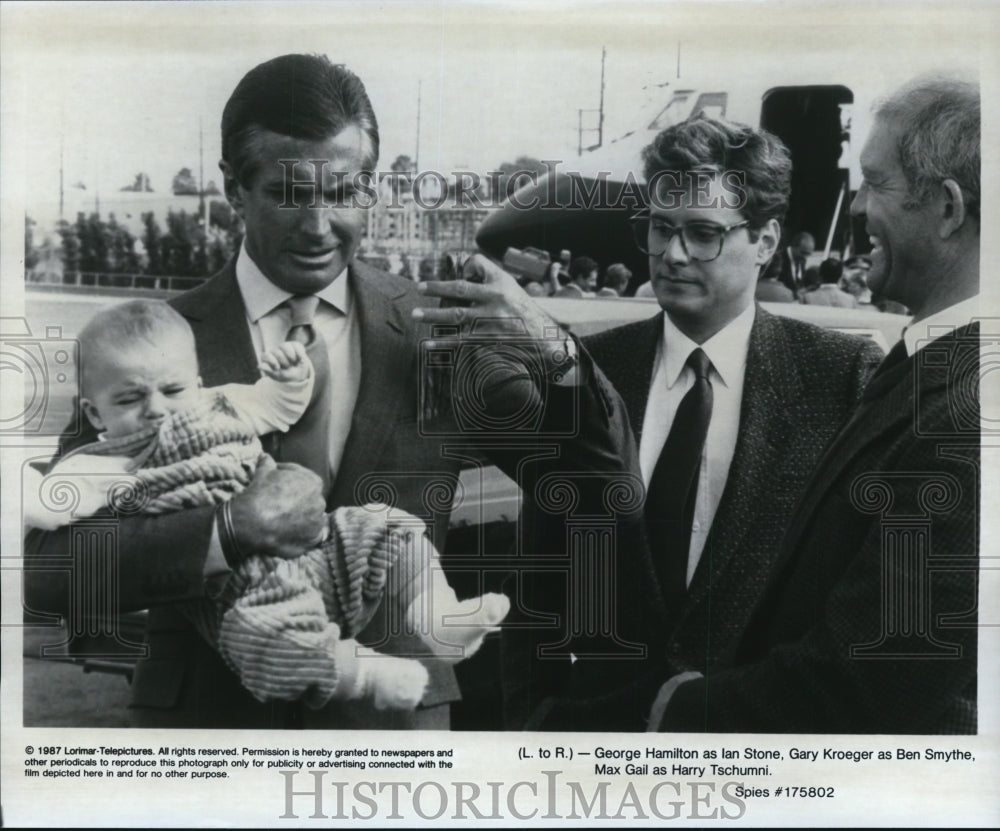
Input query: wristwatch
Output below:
<box><xmin>545</xmin><ymin>335</ymin><xmax>579</xmax><ymax>385</ymax></box>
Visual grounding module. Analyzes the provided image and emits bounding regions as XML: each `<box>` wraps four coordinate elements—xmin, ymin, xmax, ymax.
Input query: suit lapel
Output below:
<box><xmin>328</xmin><ymin>261</ymin><xmax>414</xmax><ymax>508</ymax></box>
<box><xmin>770</xmin><ymin>334</ymin><xmax>943</xmax><ymax>578</ymax></box>
<box><xmin>590</xmin><ymin>314</ymin><xmax>660</xmax><ymax>444</ymax></box>
<box><xmin>683</xmin><ymin>309</ymin><xmax>796</xmax><ymax>608</ymax></box>
<box><xmin>170</xmin><ymin>260</ymin><xmax>261</xmax><ymax>387</ymax></box>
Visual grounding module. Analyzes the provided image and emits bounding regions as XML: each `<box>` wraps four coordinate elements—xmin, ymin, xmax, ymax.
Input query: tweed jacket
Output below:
<box><xmin>659</xmin><ymin>324</ymin><xmax>979</xmax><ymax>733</ymax></box>
<box><xmin>25</xmin><ymin>259</ymin><xmax>463</xmax><ymax>729</ymax></box>
<box><xmin>502</xmin><ymin>305</ymin><xmax>884</xmax><ymax>730</ymax></box>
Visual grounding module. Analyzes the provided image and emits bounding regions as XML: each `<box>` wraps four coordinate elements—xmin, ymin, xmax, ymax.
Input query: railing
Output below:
<box><xmin>27</xmin><ymin>271</ymin><xmax>206</xmax><ymax>295</ymax></box>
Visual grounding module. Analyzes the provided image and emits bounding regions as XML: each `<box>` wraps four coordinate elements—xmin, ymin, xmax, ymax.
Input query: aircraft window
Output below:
<box><xmin>648</xmin><ymin>90</ymin><xmax>694</xmax><ymax>129</ymax></box>
<box><xmin>692</xmin><ymin>92</ymin><xmax>728</xmax><ymax>120</ymax></box>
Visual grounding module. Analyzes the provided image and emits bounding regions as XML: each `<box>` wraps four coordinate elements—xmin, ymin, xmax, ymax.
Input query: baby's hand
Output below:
<box><xmin>259</xmin><ymin>342</ymin><xmax>311</xmax><ymax>383</ymax></box>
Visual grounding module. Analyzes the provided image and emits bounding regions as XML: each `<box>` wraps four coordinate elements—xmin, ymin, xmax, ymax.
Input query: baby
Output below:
<box><xmin>25</xmin><ymin>299</ymin><xmax>509</xmax><ymax>711</ymax></box>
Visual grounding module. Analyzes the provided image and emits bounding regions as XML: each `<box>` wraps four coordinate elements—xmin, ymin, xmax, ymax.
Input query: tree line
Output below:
<box><xmin>39</xmin><ymin>203</ymin><xmax>242</xmax><ymax>281</ymax></box>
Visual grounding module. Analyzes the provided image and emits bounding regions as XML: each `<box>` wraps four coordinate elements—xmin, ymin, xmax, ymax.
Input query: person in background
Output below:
<box><xmin>841</xmin><ymin>255</ymin><xmax>874</xmax><ymax>306</ymax></box>
<box><xmin>439</xmin><ymin>252</ymin><xmax>461</xmax><ymax>282</ymax></box>
<box><xmin>418</xmin><ymin>255</ymin><xmax>438</xmax><ymax>282</ymax></box>
<box><xmin>553</xmin><ymin>255</ymin><xmax>598</xmax><ymax>297</ymax></box>
<box><xmin>545</xmin><ymin>249</ymin><xmax>572</xmax><ymax>295</ymax></box>
<box><xmin>802</xmin><ymin>258</ymin><xmax>858</xmax><ymax>307</ymax></box>
<box><xmin>597</xmin><ymin>263</ymin><xmax>633</xmax><ymax>297</ymax></box>
<box><xmin>764</xmin><ymin>230</ymin><xmax>815</xmax><ymax>298</ymax></box>
<box><xmin>754</xmin><ymin>269</ymin><xmax>796</xmax><ymax>303</ymax></box>
<box><xmin>635</xmin><ymin>278</ymin><xmax>657</xmax><ymax>298</ymax></box>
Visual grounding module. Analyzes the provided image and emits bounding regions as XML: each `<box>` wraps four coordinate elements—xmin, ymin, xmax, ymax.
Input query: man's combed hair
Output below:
<box><xmin>641</xmin><ymin>115</ymin><xmax>792</xmax><ymax>229</ymax></box>
<box><xmin>78</xmin><ymin>300</ymin><xmax>195</xmax><ymax>395</ymax></box>
<box><xmin>222</xmin><ymin>53</ymin><xmax>380</xmax><ymax>185</ymax></box>
<box><xmin>875</xmin><ymin>77</ymin><xmax>980</xmax><ymax>221</ymax></box>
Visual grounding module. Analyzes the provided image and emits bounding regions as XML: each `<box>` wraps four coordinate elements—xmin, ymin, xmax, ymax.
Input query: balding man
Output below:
<box><xmin>650</xmin><ymin>77</ymin><xmax>981</xmax><ymax>733</ymax></box>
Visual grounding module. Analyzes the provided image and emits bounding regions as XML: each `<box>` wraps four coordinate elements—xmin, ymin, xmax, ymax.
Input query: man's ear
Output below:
<box><xmin>80</xmin><ymin>398</ymin><xmax>105</xmax><ymax>432</ymax></box>
<box><xmin>220</xmin><ymin>160</ymin><xmax>246</xmax><ymax>219</ymax></box>
<box><xmin>756</xmin><ymin>218</ymin><xmax>781</xmax><ymax>266</ymax></box>
<box><xmin>939</xmin><ymin>179</ymin><xmax>968</xmax><ymax>239</ymax></box>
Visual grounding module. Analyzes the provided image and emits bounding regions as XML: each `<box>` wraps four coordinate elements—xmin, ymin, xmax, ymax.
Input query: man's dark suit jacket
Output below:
<box><xmin>659</xmin><ymin>325</ymin><xmax>979</xmax><ymax>733</ymax></box>
<box><xmin>502</xmin><ymin>306</ymin><xmax>884</xmax><ymax>730</ymax></box>
<box><xmin>24</xmin><ymin>258</ymin><xmax>637</xmax><ymax>730</ymax></box>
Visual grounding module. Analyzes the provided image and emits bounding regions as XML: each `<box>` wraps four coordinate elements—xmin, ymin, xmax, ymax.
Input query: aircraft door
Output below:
<box><xmin>761</xmin><ymin>85</ymin><xmax>854</xmax><ymax>256</ymax></box>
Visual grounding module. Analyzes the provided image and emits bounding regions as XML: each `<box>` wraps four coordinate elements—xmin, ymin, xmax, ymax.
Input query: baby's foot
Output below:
<box><xmin>412</xmin><ymin>592</ymin><xmax>511</xmax><ymax>663</ymax></box>
<box><xmin>365</xmin><ymin>654</ymin><xmax>429</xmax><ymax>711</ymax></box>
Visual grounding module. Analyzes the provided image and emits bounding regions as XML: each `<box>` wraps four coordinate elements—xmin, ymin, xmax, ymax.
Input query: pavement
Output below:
<box><xmin>21</xmin><ymin>625</ymin><xmax>132</xmax><ymax>727</ymax></box>
<box><xmin>20</xmin><ymin>624</ymin><xmax>503</xmax><ymax>730</ymax></box>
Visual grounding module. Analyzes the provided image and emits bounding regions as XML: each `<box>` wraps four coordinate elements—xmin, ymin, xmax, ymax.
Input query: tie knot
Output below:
<box><xmin>686</xmin><ymin>348</ymin><xmax>712</xmax><ymax>380</ymax></box>
<box><xmin>285</xmin><ymin>296</ymin><xmax>320</xmax><ymax>345</ymax></box>
<box><xmin>286</xmin><ymin>295</ymin><xmax>320</xmax><ymax>327</ymax></box>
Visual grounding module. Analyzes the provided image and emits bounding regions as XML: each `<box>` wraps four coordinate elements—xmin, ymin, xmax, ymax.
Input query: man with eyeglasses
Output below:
<box><xmin>497</xmin><ymin>115</ymin><xmax>884</xmax><ymax>730</ymax></box>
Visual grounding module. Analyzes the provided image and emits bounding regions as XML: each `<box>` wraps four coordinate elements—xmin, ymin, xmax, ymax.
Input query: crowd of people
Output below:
<box><xmin>754</xmin><ymin>235</ymin><xmax>910</xmax><ymax>313</ymax></box>
<box><xmin>451</xmin><ymin>235</ymin><xmax>906</xmax><ymax>314</ymax></box>
<box><xmin>24</xmin><ymin>53</ymin><xmax>980</xmax><ymax>736</ymax></box>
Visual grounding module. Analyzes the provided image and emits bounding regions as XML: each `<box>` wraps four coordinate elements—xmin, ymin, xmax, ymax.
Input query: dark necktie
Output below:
<box><xmin>645</xmin><ymin>348</ymin><xmax>714</xmax><ymax>604</ymax></box>
<box><xmin>793</xmin><ymin>257</ymin><xmax>805</xmax><ymax>290</ymax></box>
<box><xmin>277</xmin><ymin>295</ymin><xmax>332</xmax><ymax>494</ymax></box>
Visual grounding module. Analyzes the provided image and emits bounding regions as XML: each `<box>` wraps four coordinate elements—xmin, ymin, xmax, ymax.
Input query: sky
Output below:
<box><xmin>2</xmin><ymin>0</ymin><xmax>990</xmax><ymax>211</ymax></box>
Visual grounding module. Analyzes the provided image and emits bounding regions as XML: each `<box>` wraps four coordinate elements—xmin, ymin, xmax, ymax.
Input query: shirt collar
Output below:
<box><xmin>235</xmin><ymin>241</ymin><xmax>351</xmax><ymax>322</ymax></box>
<box><xmin>902</xmin><ymin>294</ymin><xmax>979</xmax><ymax>356</ymax></box>
<box><xmin>660</xmin><ymin>302</ymin><xmax>756</xmax><ymax>389</ymax></box>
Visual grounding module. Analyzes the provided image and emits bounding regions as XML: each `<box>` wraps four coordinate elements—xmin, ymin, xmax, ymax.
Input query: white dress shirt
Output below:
<box><xmin>205</xmin><ymin>248</ymin><xmax>362</xmax><ymax>580</ymax></box>
<box><xmin>235</xmin><ymin>242</ymin><xmax>362</xmax><ymax>478</ymax></box>
<box><xmin>903</xmin><ymin>294</ymin><xmax>979</xmax><ymax>357</ymax></box>
<box><xmin>638</xmin><ymin>303</ymin><xmax>755</xmax><ymax>585</ymax></box>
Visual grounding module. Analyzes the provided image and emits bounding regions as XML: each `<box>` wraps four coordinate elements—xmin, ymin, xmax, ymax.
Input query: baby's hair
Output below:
<box><xmin>78</xmin><ymin>300</ymin><xmax>196</xmax><ymax>397</ymax></box>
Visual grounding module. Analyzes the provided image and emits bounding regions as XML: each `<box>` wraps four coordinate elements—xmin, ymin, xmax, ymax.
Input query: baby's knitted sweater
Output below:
<box><xmin>58</xmin><ymin>391</ymin><xmax>429</xmax><ymax>707</ymax></box>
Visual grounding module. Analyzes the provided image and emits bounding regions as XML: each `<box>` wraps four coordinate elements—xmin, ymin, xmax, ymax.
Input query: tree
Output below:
<box><xmin>391</xmin><ymin>154</ymin><xmax>414</xmax><ymax>173</ymax></box>
<box><xmin>121</xmin><ymin>172</ymin><xmax>153</xmax><ymax>192</ymax></box>
<box><xmin>24</xmin><ymin>215</ymin><xmax>39</xmax><ymax>274</ymax></box>
<box><xmin>57</xmin><ymin>219</ymin><xmax>81</xmax><ymax>280</ymax></box>
<box><xmin>388</xmin><ymin>154</ymin><xmax>415</xmax><ymax>199</ymax></box>
<box><xmin>142</xmin><ymin>212</ymin><xmax>164</xmax><ymax>275</ymax></box>
<box><xmin>66</xmin><ymin>212</ymin><xmax>139</xmax><ymax>275</ymax></box>
<box><xmin>172</xmin><ymin>167</ymin><xmax>199</xmax><ymax>195</ymax></box>
<box><xmin>160</xmin><ymin>209</ymin><xmax>199</xmax><ymax>275</ymax></box>
<box><xmin>76</xmin><ymin>212</ymin><xmax>109</xmax><ymax>274</ymax></box>
<box><xmin>105</xmin><ymin>213</ymin><xmax>140</xmax><ymax>273</ymax></box>
<box><xmin>209</xmin><ymin>200</ymin><xmax>240</xmax><ymax>234</ymax></box>
<box><xmin>139</xmin><ymin>206</ymin><xmax>239</xmax><ymax>279</ymax></box>
<box><xmin>494</xmin><ymin>155</ymin><xmax>550</xmax><ymax>199</ymax></box>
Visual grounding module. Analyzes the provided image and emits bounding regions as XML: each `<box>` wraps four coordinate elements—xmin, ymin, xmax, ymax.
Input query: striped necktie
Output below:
<box><xmin>277</xmin><ymin>295</ymin><xmax>332</xmax><ymax>494</ymax></box>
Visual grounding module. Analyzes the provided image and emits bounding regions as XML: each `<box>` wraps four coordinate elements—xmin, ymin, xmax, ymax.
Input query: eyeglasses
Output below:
<box><xmin>629</xmin><ymin>211</ymin><xmax>751</xmax><ymax>262</ymax></box>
